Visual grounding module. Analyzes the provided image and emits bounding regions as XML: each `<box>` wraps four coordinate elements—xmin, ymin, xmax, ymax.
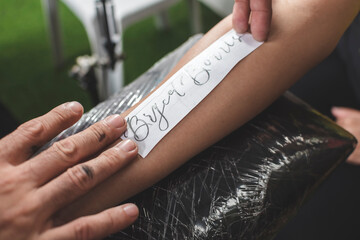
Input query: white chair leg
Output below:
<box><xmin>155</xmin><ymin>11</ymin><xmax>170</xmax><ymax>30</ymax></box>
<box><xmin>187</xmin><ymin>0</ymin><xmax>202</xmax><ymax>33</ymax></box>
<box><xmin>95</xmin><ymin>56</ymin><xmax>124</xmax><ymax>100</ymax></box>
<box><xmin>41</xmin><ymin>0</ymin><xmax>64</xmax><ymax>68</ymax></box>
<box><xmin>94</xmin><ymin>41</ymin><xmax>125</xmax><ymax>100</ymax></box>
<box><xmin>103</xmin><ymin>32</ymin><xmax>125</xmax><ymax>98</ymax></box>
<box><xmin>105</xmin><ymin>61</ymin><xmax>124</xmax><ymax>97</ymax></box>
<box><xmin>83</xmin><ymin>21</ymin><xmax>124</xmax><ymax>100</ymax></box>
<box><xmin>83</xmin><ymin>22</ymin><xmax>109</xmax><ymax>100</ymax></box>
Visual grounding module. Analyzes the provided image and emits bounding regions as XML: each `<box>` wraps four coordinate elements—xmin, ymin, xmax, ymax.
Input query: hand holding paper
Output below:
<box><xmin>123</xmin><ymin>30</ymin><xmax>263</xmax><ymax>157</ymax></box>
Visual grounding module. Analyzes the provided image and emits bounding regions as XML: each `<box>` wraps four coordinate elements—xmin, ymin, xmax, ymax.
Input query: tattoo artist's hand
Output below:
<box><xmin>0</xmin><ymin>102</ymin><xmax>139</xmax><ymax>240</ymax></box>
<box><xmin>332</xmin><ymin>107</ymin><xmax>360</xmax><ymax>165</ymax></box>
<box><xmin>233</xmin><ymin>0</ymin><xmax>272</xmax><ymax>41</ymax></box>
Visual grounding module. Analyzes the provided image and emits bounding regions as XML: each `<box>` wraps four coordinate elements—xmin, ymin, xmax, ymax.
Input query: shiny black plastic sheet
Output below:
<box><xmin>108</xmin><ymin>92</ymin><xmax>355</xmax><ymax>240</ymax></box>
<box><xmin>45</xmin><ymin>35</ymin><xmax>356</xmax><ymax>240</ymax></box>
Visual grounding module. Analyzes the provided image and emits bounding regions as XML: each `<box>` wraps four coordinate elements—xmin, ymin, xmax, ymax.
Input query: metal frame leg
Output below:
<box><xmin>187</xmin><ymin>0</ymin><xmax>202</xmax><ymax>33</ymax></box>
<box><xmin>42</xmin><ymin>0</ymin><xmax>64</xmax><ymax>69</ymax></box>
<box><xmin>155</xmin><ymin>10</ymin><xmax>170</xmax><ymax>30</ymax></box>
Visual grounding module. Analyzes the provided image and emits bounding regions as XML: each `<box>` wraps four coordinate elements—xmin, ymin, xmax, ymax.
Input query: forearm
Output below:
<box><xmin>58</xmin><ymin>0</ymin><xmax>360</xmax><ymax>221</ymax></box>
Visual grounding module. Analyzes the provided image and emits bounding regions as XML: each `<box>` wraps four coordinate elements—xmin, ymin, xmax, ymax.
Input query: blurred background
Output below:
<box><xmin>0</xmin><ymin>0</ymin><xmax>230</xmax><ymax>124</ymax></box>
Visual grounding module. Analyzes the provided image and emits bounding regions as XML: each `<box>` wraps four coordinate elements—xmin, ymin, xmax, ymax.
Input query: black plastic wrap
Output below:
<box><xmin>108</xmin><ymin>92</ymin><xmax>355</xmax><ymax>240</ymax></box>
<box><xmin>45</xmin><ymin>36</ymin><xmax>356</xmax><ymax>239</ymax></box>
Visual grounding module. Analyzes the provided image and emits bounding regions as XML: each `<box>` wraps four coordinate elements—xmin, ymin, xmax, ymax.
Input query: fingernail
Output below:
<box><xmin>259</xmin><ymin>34</ymin><xmax>268</xmax><ymax>42</ymax></box>
<box><xmin>65</xmin><ymin>101</ymin><xmax>83</xmax><ymax>114</ymax></box>
<box><xmin>105</xmin><ymin>115</ymin><xmax>125</xmax><ymax>129</ymax></box>
<box><xmin>252</xmin><ymin>30</ymin><xmax>268</xmax><ymax>42</ymax></box>
<box><xmin>123</xmin><ymin>204</ymin><xmax>138</xmax><ymax>217</ymax></box>
<box><xmin>116</xmin><ymin>139</ymin><xmax>136</xmax><ymax>152</ymax></box>
<box><xmin>255</xmin><ymin>36</ymin><xmax>266</xmax><ymax>42</ymax></box>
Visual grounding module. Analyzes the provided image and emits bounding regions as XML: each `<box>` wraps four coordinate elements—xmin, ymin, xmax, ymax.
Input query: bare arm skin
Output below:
<box><xmin>57</xmin><ymin>0</ymin><xmax>360</xmax><ymax>222</ymax></box>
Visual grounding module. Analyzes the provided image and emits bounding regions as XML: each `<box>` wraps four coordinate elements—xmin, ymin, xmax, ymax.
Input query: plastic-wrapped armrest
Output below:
<box><xmin>43</xmin><ymin>35</ymin><xmax>356</xmax><ymax>240</ymax></box>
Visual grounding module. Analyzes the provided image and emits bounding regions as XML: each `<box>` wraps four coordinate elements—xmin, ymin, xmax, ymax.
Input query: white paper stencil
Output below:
<box><xmin>122</xmin><ymin>30</ymin><xmax>263</xmax><ymax>157</ymax></box>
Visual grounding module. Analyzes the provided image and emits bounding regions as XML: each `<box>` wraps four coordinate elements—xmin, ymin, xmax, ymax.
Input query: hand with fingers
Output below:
<box><xmin>0</xmin><ymin>101</ymin><xmax>139</xmax><ymax>240</ymax></box>
<box><xmin>233</xmin><ymin>0</ymin><xmax>272</xmax><ymax>41</ymax></box>
<box><xmin>332</xmin><ymin>107</ymin><xmax>360</xmax><ymax>165</ymax></box>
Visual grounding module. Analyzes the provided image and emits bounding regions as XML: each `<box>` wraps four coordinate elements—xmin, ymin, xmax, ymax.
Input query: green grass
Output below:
<box><xmin>0</xmin><ymin>0</ymin><xmax>220</xmax><ymax>123</ymax></box>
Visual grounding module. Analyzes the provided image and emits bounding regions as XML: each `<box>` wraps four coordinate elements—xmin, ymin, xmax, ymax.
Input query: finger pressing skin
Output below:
<box><xmin>332</xmin><ymin>107</ymin><xmax>360</xmax><ymax>119</ymax></box>
<box><xmin>347</xmin><ymin>149</ymin><xmax>360</xmax><ymax>165</ymax></box>
<box><xmin>0</xmin><ymin>102</ymin><xmax>83</xmax><ymax>165</ymax></box>
<box><xmin>233</xmin><ymin>0</ymin><xmax>250</xmax><ymax>33</ymax></box>
<box><xmin>250</xmin><ymin>0</ymin><xmax>272</xmax><ymax>41</ymax></box>
<box><xmin>336</xmin><ymin>117</ymin><xmax>360</xmax><ymax>131</ymax></box>
<box><xmin>334</xmin><ymin>115</ymin><xmax>360</xmax><ymax>164</ymax></box>
<box><xmin>41</xmin><ymin>204</ymin><xmax>138</xmax><ymax>240</ymax></box>
<box><xmin>38</xmin><ymin>139</ymin><xmax>137</xmax><ymax>213</ymax></box>
<box><xmin>23</xmin><ymin>114</ymin><xmax>127</xmax><ymax>186</ymax></box>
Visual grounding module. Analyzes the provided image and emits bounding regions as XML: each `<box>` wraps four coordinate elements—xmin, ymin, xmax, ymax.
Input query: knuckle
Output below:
<box><xmin>0</xmin><ymin>196</ymin><xmax>40</xmax><ymax>229</ymax></box>
<box><xmin>26</xmin><ymin>161</ymin><xmax>42</xmax><ymax>183</ymax></box>
<box><xmin>17</xmin><ymin>119</ymin><xmax>45</xmax><ymax>140</ymax></box>
<box><xmin>101</xmin><ymin>149</ymin><xmax>123</xmax><ymax>169</ymax></box>
<box><xmin>0</xmin><ymin>173</ymin><xmax>17</xmax><ymax>194</ymax></box>
<box><xmin>0</xmin><ymin>170</ymin><xmax>33</xmax><ymax>195</ymax></box>
<box><xmin>19</xmin><ymin>196</ymin><xmax>41</xmax><ymax>217</ymax></box>
<box><xmin>51</xmin><ymin>107</ymin><xmax>69</xmax><ymax>122</ymax></box>
<box><xmin>253</xmin><ymin>8</ymin><xmax>271</xmax><ymax>14</ymax></box>
<box><xmin>89</xmin><ymin>124</ymin><xmax>107</xmax><ymax>142</ymax></box>
<box><xmin>53</xmin><ymin>139</ymin><xmax>78</xmax><ymax>160</ymax></box>
<box><xmin>104</xmin><ymin>210</ymin><xmax>116</xmax><ymax>230</ymax></box>
<box><xmin>66</xmin><ymin>165</ymin><xmax>93</xmax><ymax>191</ymax></box>
<box><xmin>74</xmin><ymin>220</ymin><xmax>93</xmax><ymax>240</ymax></box>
